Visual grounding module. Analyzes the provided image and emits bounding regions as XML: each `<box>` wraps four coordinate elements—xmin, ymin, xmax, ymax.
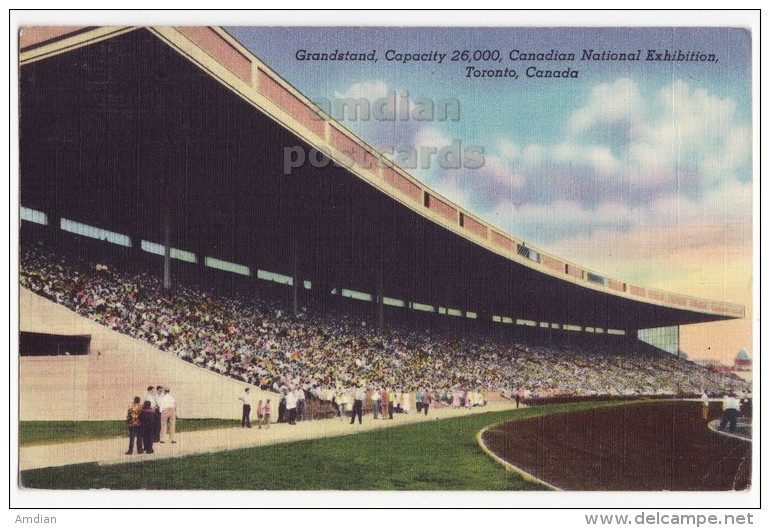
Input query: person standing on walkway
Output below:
<box><xmin>159</xmin><ymin>387</ymin><xmax>177</xmax><ymax>443</ymax></box>
<box><xmin>701</xmin><ymin>390</ymin><xmax>710</xmax><ymax>421</ymax></box>
<box><xmin>395</xmin><ymin>389</ymin><xmax>404</xmax><ymax>414</ymax></box>
<box><xmin>296</xmin><ymin>387</ymin><xmax>306</xmax><ymax>422</ymax></box>
<box><xmin>154</xmin><ymin>384</ymin><xmax>163</xmax><ymax>442</ymax></box>
<box><xmin>371</xmin><ymin>385</ymin><xmax>381</xmax><ymax>420</ymax></box>
<box><xmin>239</xmin><ymin>387</ymin><xmax>252</xmax><ymax>428</ymax></box>
<box><xmin>278</xmin><ymin>389</ymin><xmax>287</xmax><ymax>423</ymax></box>
<box><xmin>286</xmin><ymin>387</ymin><xmax>297</xmax><ymax>425</ymax></box>
<box><xmin>125</xmin><ymin>396</ymin><xmax>143</xmax><ymax>455</ymax></box>
<box><xmin>452</xmin><ymin>388</ymin><xmax>461</xmax><ymax>408</ymax></box>
<box><xmin>380</xmin><ymin>387</ymin><xmax>388</xmax><ymax>420</ymax></box>
<box><xmin>144</xmin><ymin>386</ymin><xmax>158</xmax><ymax>414</ymax></box>
<box><xmin>422</xmin><ymin>389</ymin><xmax>432</xmax><ymax>416</ymax></box>
<box><xmin>515</xmin><ymin>387</ymin><xmax>524</xmax><ymax>409</ymax></box>
<box><xmin>719</xmin><ymin>392</ymin><xmax>741</xmax><ymax>433</ymax></box>
<box><xmin>140</xmin><ymin>400</ymin><xmax>156</xmax><ymax>454</ymax></box>
<box><xmin>333</xmin><ymin>389</ymin><xmax>344</xmax><ymax>419</ymax></box>
<box><xmin>256</xmin><ymin>399</ymin><xmax>264</xmax><ymax>429</ymax></box>
<box><xmin>401</xmin><ymin>388</ymin><xmax>411</xmax><ymax>414</ymax></box>
<box><xmin>262</xmin><ymin>398</ymin><xmax>271</xmax><ymax>429</ymax></box>
<box><xmin>350</xmin><ymin>385</ymin><xmax>364</xmax><ymax>425</ymax></box>
<box><xmin>415</xmin><ymin>388</ymin><xmax>424</xmax><ymax>414</ymax></box>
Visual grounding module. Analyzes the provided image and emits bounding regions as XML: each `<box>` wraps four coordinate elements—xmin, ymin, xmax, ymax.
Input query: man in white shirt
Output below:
<box><xmin>153</xmin><ymin>384</ymin><xmax>164</xmax><ymax>442</ymax></box>
<box><xmin>239</xmin><ymin>387</ymin><xmax>252</xmax><ymax>428</ymax></box>
<box><xmin>285</xmin><ymin>388</ymin><xmax>297</xmax><ymax>425</ymax></box>
<box><xmin>701</xmin><ymin>391</ymin><xmax>710</xmax><ymax>421</ymax></box>
<box><xmin>144</xmin><ymin>386</ymin><xmax>158</xmax><ymax>409</ymax></box>
<box><xmin>159</xmin><ymin>387</ymin><xmax>177</xmax><ymax>443</ymax></box>
<box><xmin>719</xmin><ymin>393</ymin><xmax>741</xmax><ymax>433</ymax></box>
<box><xmin>350</xmin><ymin>385</ymin><xmax>365</xmax><ymax>425</ymax></box>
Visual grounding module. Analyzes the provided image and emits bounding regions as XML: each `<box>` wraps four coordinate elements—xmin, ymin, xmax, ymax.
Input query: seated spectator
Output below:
<box><xmin>20</xmin><ymin>241</ymin><xmax>751</xmax><ymax>419</ymax></box>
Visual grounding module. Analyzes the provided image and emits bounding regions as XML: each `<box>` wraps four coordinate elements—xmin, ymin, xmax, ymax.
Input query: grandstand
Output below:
<box><xmin>18</xmin><ymin>26</ymin><xmax>748</xmax><ymax>422</ymax></box>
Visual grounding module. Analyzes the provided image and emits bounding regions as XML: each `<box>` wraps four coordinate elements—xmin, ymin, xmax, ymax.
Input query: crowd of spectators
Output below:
<box><xmin>20</xmin><ymin>242</ymin><xmax>750</xmax><ymax>406</ymax></box>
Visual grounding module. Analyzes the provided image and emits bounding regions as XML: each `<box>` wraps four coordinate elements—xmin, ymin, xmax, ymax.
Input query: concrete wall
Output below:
<box><xmin>20</xmin><ymin>288</ymin><xmax>277</xmax><ymax>421</ymax></box>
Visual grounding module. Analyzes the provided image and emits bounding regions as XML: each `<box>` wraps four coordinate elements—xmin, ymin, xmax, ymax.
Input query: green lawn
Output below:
<box><xmin>19</xmin><ymin>419</ymin><xmax>240</xmax><ymax>446</ymax></box>
<box><xmin>19</xmin><ymin>401</ymin><xmax>626</xmax><ymax>490</ymax></box>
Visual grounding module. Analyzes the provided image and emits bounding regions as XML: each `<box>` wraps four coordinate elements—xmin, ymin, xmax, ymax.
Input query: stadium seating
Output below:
<box><xmin>20</xmin><ymin>241</ymin><xmax>749</xmax><ymax>404</ymax></box>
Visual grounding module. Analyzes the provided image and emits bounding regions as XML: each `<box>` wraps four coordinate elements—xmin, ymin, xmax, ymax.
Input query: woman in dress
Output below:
<box><xmin>401</xmin><ymin>388</ymin><xmax>411</xmax><ymax>414</ymax></box>
<box><xmin>452</xmin><ymin>389</ymin><xmax>461</xmax><ymax>408</ymax></box>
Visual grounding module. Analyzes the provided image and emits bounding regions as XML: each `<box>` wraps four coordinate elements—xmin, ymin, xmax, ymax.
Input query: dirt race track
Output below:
<box><xmin>481</xmin><ymin>401</ymin><xmax>751</xmax><ymax>491</ymax></box>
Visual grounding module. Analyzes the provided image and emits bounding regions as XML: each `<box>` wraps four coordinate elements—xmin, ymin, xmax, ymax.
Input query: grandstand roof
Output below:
<box><xmin>19</xmin><ymin>26</ymin><xmax>744</xmax><ymax>331</ymax></box>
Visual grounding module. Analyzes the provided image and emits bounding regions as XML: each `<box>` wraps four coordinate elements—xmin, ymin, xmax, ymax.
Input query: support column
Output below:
<box><xmin>376</xmin><ymin>259</ymin><xmax>384</xmax><ymax>331</ymax></box>
<box><xmin>313</xmin><ymin>270</ymin><xmax>330</xmax><ymax>309</ymax></box>
<box><xmin>292</xmin><ymin>237</ymin><xmax>299</xmax><ymax>316</ymax></box>
<box><xmin>46</xmin><ymin>210</ymin><xmax>62</xmax><ymax>246</ymax></box>
<box><xmin>251</xmin><ymin>256</ymin><xmax>261</xmax><ymax>297</ymax></box>
<box><xmin>129</xmin><ymin>233</ymin><xmax>143</xmax><ymax>273</ymax></box>
<box><xmin>163</xmin><ymin>212</ymin><xmax>171</xmax><ymax>290</ymax></box>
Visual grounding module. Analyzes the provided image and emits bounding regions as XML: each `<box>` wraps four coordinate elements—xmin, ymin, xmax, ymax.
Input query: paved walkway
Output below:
<box><xmin>19</xmin><ymin>401</ymin><xmax>522</xmax><ymax>471</ymax></box>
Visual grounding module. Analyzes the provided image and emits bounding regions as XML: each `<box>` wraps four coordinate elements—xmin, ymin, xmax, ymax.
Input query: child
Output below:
<box><xmin>261</xmin><ymin>399</ymin><xmax>271</xmax><ymax>429</ymax></box>
<box><xmin>256</xmin><ymin>399</ymin><xmax>264</xmax><ymax>429</ymax></box>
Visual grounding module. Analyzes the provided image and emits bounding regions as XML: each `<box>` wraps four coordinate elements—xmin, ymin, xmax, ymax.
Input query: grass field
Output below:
<box><xmin>20</xmin><ymin>401</ymin><xmax>624</xmax><ymax>490</ymax></box>
<box><xmin>19</xmin><ymin>419</ymin><xmax>240</xmax><ymax>447</ymax></box>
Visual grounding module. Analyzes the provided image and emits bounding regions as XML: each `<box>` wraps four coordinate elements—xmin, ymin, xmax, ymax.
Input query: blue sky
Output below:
<box><xmin>225</xmin><ymin>26</ymin><xmax>753</xmax><ymax>360</ymax></box>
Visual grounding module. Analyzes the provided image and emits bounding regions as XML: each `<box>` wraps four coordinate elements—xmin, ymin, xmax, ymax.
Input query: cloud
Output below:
<box><xmin>479</xmin><ymin>78</ymin><xmax>751</xmax><ymax>246</ymax></box>
<box><xmin>568</xmin><ymin>77</ymin><xmax>643</xmax><ymax>135</ymax></box>
<box><xmin>494</xmin><ymin>79</ymin><xmax>750</xmax><ymax>207</ymax></box>
<box><xmin>551</xmin><ymin>142</ymin><xmax>622</xmax><ymax>176</ymax></box>
<box><xmin>545</xmin><ymin>224</ymin><xmax>751</xmax><ymax>299</ymax></box>
<box><xmin>412</xmin><ymin>125</ymin><xmax>451</xmax><ymax>152</ymax></box>
<box><xmin>408</xmin><ymin>127</ymin><xmax>526</xmax><ymax>212</ymax></box>
<box><xmin>399</xmin><ymin>80</ymin><xmax>753</xmax><ymax>277</ymax></box>
<box><xmin>409</xmin><ymin>125</ymin><xmax>453</xmax><ymax>182</ymax></box>
<box><xmin>481</xmin><ymin>176</ymin><xmax>751</xmax><ymax>253</ymax></box>
<box><xmin>496</xmin><ymin>138</ymin><xmax>520</xmax><ymax>160</ymax></box>
<box><xmin>485</xmin><ymin>199</ymin><xmax>634</xmax><ymax>245</ymax></box>
<box><xmin>333</xmin><ymin>80</ymin><xmax>390</xmax><ymax>101</ymax></box>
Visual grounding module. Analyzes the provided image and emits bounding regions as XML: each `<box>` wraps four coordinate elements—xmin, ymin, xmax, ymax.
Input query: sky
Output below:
<box><xmin>226</xmin><ymin>26</ymin><xmax>754</xmax><ymax>364</ymax></box>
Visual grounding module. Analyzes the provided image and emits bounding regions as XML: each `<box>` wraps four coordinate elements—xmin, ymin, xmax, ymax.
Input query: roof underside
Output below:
<box><xmin>19</xmin><ymin>28</ymin><xmax>740</xmax><ymax>330</ymax></box>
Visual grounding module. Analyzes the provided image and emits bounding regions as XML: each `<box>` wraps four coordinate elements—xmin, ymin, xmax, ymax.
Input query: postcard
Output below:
<box><xmin>12</xmin><ymin>10</ymin><xmax>758</xmax><ymax>517</ymax></box>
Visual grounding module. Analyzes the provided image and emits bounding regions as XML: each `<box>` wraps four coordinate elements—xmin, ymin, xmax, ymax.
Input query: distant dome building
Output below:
<box><xmin>734</xmin><ymin>349</ymin><xmax>751</xmax><ymax>369</ymax></box>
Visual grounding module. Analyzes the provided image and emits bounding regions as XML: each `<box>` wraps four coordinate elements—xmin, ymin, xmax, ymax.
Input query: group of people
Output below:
<box><xmin>125</xmin><ymin>385</ymin><xmax>177</xmax><ymax>455</ymax></box>
<box><xmin>260</xmin><ymin>384</ymin><xmax>476</xmax><ymax>427</ymax></box>
<box><xmin>357</xmin><ymin>386</ymin><xmax>432</xmax><ymax>423</ymax></box>
<box><xmin>21</xmin><ymin>241</ymin><xmax>751</xmax><ymax>420</ymax></box>
<box><xmin>360</xmin><ymin>385</ymin><xmax>493</xmax><ymax>422</ymax></box>
<box><xmin>238</xmin><ymin>387</ymin><xmax>271</xmax><ymax>428</ymax></box>
<box><xmin>274</xmin><ymin>386</ymin><xmax>308</xmax><ymax>425</ymax></box>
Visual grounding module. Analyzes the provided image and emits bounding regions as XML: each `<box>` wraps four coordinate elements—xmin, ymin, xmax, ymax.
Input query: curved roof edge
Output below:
<box><xmin>19</xmin><ymin>25</ymin><xmax>745</xmax><ymax>322</ymax></box>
